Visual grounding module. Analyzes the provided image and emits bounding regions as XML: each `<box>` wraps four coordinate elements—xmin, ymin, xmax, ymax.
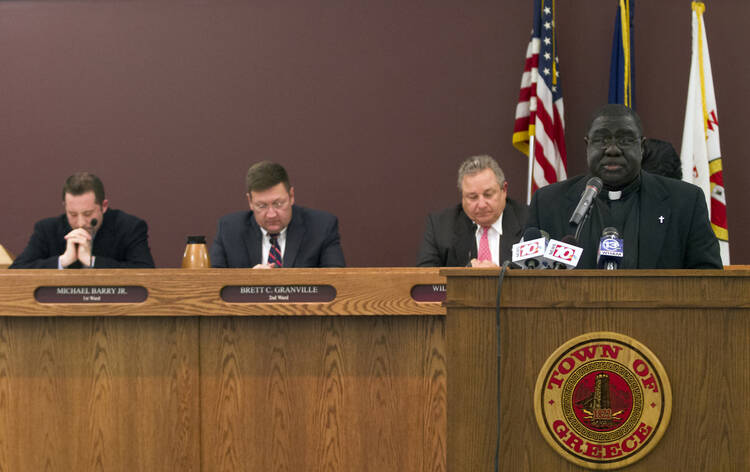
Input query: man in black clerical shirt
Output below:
<box><xmin>526</xmin><ymin>104</ymin><xmax>722</xmax><ymax>269</ymax></box>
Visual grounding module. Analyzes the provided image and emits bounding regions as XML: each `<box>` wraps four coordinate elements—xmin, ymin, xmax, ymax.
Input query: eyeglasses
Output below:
<box><xmin>251</xmin><ymin>199</ymin><xmax>290</xmax><ymax>212</ymax></box>
<box><xmin>588</xmin><ymin>135</ymin><xmax>640</xmax><ymax>149</ymax></box>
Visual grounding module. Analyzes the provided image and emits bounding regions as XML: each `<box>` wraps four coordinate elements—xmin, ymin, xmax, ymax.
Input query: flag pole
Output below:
<box><xmin>526</xmin><ymin>136</ymin><xmax>535</xmax><ymax>205</ymax></box>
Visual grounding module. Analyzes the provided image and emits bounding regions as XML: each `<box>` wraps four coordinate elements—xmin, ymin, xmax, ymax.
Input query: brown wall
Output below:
<box><xmin>2</xmin><ymin>0</ymin><xmax>747</xmax><ymax>267</ymax></box>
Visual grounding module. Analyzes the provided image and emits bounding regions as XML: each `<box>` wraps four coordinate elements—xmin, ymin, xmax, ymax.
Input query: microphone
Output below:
<box><xmin>544</xmin><ymin>235</ymin><xmax>583</xmax><ymax>269</ymax></box>
<box><xmin>512</xmin><ymin>227</ymin><xmax>548</xmax><ymax>269</ymax></box>
<box><xmin>90</xmin><ymin>218</ymin><xmax>98</xmax><ymax>228</ymax></box>
<box><xmin>569</xmin><ymin>177</ymin><xmax>603</xmax><ymax>226</ymax></box>
<box><xmin>597</xmin><ymin>227</ymin><xmax>624</xmax><ymax>270</ymax></box>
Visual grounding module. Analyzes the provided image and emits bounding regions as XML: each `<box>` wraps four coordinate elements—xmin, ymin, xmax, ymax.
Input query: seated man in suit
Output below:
<box><xmin>210</xmin><ymin>161</ymin><xmax>345</xmax><ymax>268</ymax></box>
<box><xmin>10</xmin><ymin>172</ymin><xmax>155</xmax><ymax>269</ymax></box>
<box><xmin>417</xmin><ymin>155</ymin><xmax>527</xmax><ymax>267</ymax></box>
<box><xmin>526</xmin><ymin>104</ymin><xmax>722</xmax><ymax>269</ymax></box>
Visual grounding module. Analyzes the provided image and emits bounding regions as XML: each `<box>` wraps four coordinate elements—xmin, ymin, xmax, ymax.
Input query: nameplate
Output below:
<box><xmin>221</xmin><ymin>285</ymin><xmax>336</xmax><ymax>303</ymax></box>
<box><xmin>35</xmin><ymin>286</ymin><xmax>148</xmax><ymax>303</ymax></box>
<box><xmin>410</xmin><ymin>284</ymin><xmax>446</xmax><ymax>302</ymax></box>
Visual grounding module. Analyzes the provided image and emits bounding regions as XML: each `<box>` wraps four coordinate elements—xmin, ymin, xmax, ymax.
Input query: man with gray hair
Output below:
<box><xmin>417</xmin><ymin>155</ymin><xmax>527</xmax><ymax>267</ymax></box>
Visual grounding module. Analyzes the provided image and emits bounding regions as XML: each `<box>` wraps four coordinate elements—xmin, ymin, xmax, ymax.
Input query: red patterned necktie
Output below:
<box><xmin>268</xmin><ymin>233</ymin><xmax>283</xmax><ymax>267</ymax></box>
<box><xmin>477</xmin><ymin>227</ymin><xmax>492</xmax><ymax>262</ymax></box>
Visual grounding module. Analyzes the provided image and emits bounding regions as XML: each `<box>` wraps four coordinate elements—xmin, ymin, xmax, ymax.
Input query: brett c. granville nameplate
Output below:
<box><xmin>221</xmin><ymin>285</ymin><xmax>336</xmax><ymax>303</ymax></box>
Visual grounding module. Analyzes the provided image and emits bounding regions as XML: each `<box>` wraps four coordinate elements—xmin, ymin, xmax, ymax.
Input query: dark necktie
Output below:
<box><xmin>268</xmin><ymin>233</ymin><xmax>283</xmax><ymax>267</ymax></box>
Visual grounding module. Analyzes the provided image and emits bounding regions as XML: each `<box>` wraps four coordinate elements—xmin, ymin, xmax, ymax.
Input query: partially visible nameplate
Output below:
<box><xmin>410</xmin><ymin>284</ymin><xmax>446</xmax><ymax>302</ymax></box>
<box><xmin>35</xmin><ymin>286</ymin><xmax>148</xmax><ymax>303</ymax></box>
<box><xmin>221</xmin><ymin>285</ymin><xmax>336</xmax><ymax>303</ymax></box>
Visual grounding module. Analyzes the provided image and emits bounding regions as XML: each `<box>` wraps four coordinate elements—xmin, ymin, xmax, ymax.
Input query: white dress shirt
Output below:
<box><xmin>473</xmin><ymin>214</ymin><xmax>504</xmax><ymax>265</ymax></box>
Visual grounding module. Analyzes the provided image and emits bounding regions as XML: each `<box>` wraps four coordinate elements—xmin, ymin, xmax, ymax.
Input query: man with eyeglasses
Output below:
<box><xmin>526</xmin><ymin>104</ymin><xmax>721</xmax><ymax>269</ymax></box>
<box><xmin>210</xmin><ymin>161</ymin><xmax>345</xmax><ymax>268</ymax></box>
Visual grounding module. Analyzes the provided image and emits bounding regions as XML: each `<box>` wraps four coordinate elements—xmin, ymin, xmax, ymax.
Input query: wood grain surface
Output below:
<box><xmin>0</xmin><ymin>268</ymin><xmax>445</xmax><ymax>316</ymax></box>
<box><xmin>0</xmin><ymin>317</ymin><xmax>200</xmax><ymax>471</ymax></box>
<box><xmin>200</xmin><ymin>315</ymin><xmax>446</xmax><ymax>472</ymax></box>
<box><xmin>444</xmin><ymin>269</ymin><xmax>750</xmax><ymax>471</ymax></box>
<box><xmin>0</xmin><ymin>268</ymin><xmax>446</xmax><ymax>471</ymax></box>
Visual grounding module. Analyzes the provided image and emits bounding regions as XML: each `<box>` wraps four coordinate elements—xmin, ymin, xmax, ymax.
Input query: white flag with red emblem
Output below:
<box><xmin>680</xmin><ymin>1</ymin><xmax>729</xmax><ymax>265</ymax></box>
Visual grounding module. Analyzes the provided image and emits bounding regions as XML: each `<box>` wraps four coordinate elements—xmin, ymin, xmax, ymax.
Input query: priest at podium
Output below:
<box><xmin>526</xmin><ymin>104</ymin><xmax>722</xmax><ymax>269</ymax></box>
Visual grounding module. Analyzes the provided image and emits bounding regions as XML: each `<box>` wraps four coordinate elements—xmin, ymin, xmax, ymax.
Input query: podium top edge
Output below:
<box><xmin>439</xmin><ymin>268</ymin><xmax>738</xmax><ymax>277</ymax></box>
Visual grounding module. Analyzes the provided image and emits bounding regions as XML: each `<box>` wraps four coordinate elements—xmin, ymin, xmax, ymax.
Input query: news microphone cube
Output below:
<box><xmin>512</xmin><ymin>237</ymin><xmax>547</xmax><ymax>269</ymax></box>
<box><xmin>544</xmin><ymin>239</ymin><xmax>583</xmax><ymax>269</ymax></box>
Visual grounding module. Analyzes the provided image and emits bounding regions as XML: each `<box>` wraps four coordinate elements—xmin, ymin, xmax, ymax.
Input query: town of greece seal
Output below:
<box><xmin>533</xmin><ymin>332</ymin><xmax>672</xmax><ymax>470</ymax></box>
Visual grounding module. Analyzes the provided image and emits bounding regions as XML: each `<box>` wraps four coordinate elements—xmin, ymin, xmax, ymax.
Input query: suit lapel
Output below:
<box><xmin>637</xmin><ymin>173</ymin><xmax>670</xmax><ymax>268</ymax></box>
<box><xmin>283</xmin><ymin>207</ymin><xmax>304</xmax><ymax>268</ymax></box>
<box><xmin>452</xmin><ymin>212</ymin><xmax>476</xmax><ymax>266</ymax></box>
<box><xmin>92</xmin><ymin>218</ymin><xmax>112</xmax><ymax>256</ymax></box>
<box><xmin>245</xmin><ymin>216</ymin><xmax>263</xmax><ymax>267</ymax></box>
<box><xmin>500</xmin><ymin>202</ymin><xmax>522</xmax><ymax>263</ymax></box>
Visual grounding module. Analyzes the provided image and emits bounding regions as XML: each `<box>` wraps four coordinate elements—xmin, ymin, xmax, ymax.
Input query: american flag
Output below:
<box><xmin>512</xmin><ymin>0</ymin><xmax>567</xmax><ymax>201</ymax></box>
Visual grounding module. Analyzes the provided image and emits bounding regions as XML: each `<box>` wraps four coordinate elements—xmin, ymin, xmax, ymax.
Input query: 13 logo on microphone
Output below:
<box><xmin>601</xmin><ymin>238</ymin><xmax>623</xmax><ymax>252</ymax></box>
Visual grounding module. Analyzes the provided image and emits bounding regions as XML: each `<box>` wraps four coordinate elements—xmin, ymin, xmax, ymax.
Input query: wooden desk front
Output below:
<box><xmin>0</xmin><ymin>268</ymin><xmax>446</xmax><ymax>472</ymax></box>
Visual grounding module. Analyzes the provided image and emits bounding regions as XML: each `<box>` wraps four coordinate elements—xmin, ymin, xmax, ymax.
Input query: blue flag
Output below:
<box><xmin>608</xmin><ymin>0</ymin><xmax>635</xmax><ymax>107</ymax></box>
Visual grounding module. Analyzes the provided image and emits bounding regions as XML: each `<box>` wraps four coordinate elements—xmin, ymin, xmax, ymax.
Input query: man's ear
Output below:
<box><xmin>101</xmin><ymin>199</ymin><xmax>109</xmax><ymax>213</ymax></box>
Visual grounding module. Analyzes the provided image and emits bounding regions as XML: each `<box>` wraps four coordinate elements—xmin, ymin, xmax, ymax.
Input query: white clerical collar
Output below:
<box><xmin>608</xmin><ymin>190</ymin><xmax>622</xmax><ymax>200</ymax></box>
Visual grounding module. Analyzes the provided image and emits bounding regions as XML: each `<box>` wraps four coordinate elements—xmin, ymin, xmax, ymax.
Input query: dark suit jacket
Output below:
<box><xmin>416</xmin><ymin>198</ymin><xmax>527</xmax><ymax>267</ymax></box>
<box><xmin>526</xmin><ymin>172</ymin><xmax>722</xmax><ymax>269</ymax></box>
<box><xmin>210</xmin><ymin>205</ymin><xmax>345</xmax><ymax>268</ymax></box>
<box><xmin>10</xmin><ymin>209</ymin><xmax>155</xmax><ymax>269</ymax></box>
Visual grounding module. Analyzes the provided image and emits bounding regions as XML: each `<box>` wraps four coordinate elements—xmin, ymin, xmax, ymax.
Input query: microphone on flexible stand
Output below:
<box><xmin>570</xmin><ymin>177</ymin><xmax>603</xmax><ymax>241</ymax></box>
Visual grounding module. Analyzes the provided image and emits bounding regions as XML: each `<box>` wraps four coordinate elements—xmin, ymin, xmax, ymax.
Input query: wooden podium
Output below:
<box><xmin>443</xmin><ymin>268</ymin><xmax>750</xmax><ymax>471</ymax></box>
<box><xmin>3</xmin><ymin>268</ymin><xmax>749</xmax><ymax>471</ymax></box>
<box><xmin>0</xmin><ymin>268</ymin><xmax>446</xmax><ymax>472</ymax></box>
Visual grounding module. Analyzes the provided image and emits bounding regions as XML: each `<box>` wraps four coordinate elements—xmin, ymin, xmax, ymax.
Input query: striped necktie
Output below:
<box><xmin>268</xmin><ymin>233</ymin><xmax>283</xmax><ymax>267</ymax></box>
